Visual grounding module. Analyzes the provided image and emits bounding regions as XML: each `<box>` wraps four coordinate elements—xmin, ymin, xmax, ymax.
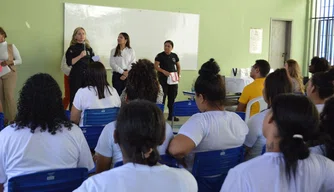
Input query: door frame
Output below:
<box><xmin>268</xmin><ymin>18</ymin><xmax>293</xmax><ymax>68</ymax></box>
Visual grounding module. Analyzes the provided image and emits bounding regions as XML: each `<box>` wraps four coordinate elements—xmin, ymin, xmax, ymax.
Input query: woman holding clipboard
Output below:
<box><xmin>0</xmin><ymin>27</ymin><xmax>22</xmax><ymax>124</ymax></box>
<box><xmin>109</xmin><ymin>32</ymin><xmax>136</xmax><ymax>96</ymax></box>
<box><xmin>65</xmin><ymin>27</ymin><xmax>95</xmax><ymax>110</ymax></box>
<box><xmin>154</xmin><ymin>40</ymin><xmax>181</xmax><ymax>121</ymax></box>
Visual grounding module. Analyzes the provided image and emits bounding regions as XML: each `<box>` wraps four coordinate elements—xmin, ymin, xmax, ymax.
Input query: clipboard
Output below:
<box><xmin>0</xmin><ymin>60</ymin><xmax>11</xmax><ymax>77</ymax></box>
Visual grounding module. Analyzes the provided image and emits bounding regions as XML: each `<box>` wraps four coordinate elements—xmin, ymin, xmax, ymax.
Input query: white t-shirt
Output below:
<box><xmin>221</xmin><ymin>153</ymin><xmax>334</xmax><ymax>192</ymax></box>
<box><xmin>74</xmin><ymin>163</ymin><xmax>197</xmax><ymax>192</ymax></box>
<box><xmin>316</xmin><ymin>104</ymin><xmax>324</xmax><ymax>113</ymax></box>
<box><xmin>95</xmin><ymin>121</ymin><xmax>174</xmax><ymax>166</ymax></box>
<box><xmin>244</xmin><ymin>109</ymin><xmax>268</xmax><ymax>160</ymax></box>
<box><xmin>177</xmin><ymin>111</ymin><xmax>249</xmax><ymax>170</ymax></box>
<box><xmin>109</xmin><ymin>47</ymin><xmax>136</xmax><ymax>74</ymax></box>
<box><xmin>310</xmin><ymin>145</ymin><xmax>326</xmax><ymax>156</ymax></box>
<box><xmin>0</xmin><ymin>124</ymin><xmax>94</xmax><ymax>192</ymax></box>
<box><xmin>73</xmin><ymin>86</ymin><xmax>121</xmax><ymax>126</ymax></box>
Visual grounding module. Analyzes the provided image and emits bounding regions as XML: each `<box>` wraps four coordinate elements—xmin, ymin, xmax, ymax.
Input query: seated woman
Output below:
<box><xmin>168</xmin><ymin>59</ymin><xmax>249</xmax><ymax>170</ymax></box>
<box><xmin>306</xmin><ymin>68</ymin><xmax>334</xmax><ymax>112</ymax></box>
<box><xmin>244</xmin><ymin>68</ymin><xmax>292</xmax><ymax>160</ymax></box>
<box><xmin>309</xmin><ymin>96</ymin><xmax>334</xmax><ymax>160</ymax></box>
<box><xmin>119</xmin><ymin>60</ymin><xmax>164</xmax><ymax>103</ymax></box>
<box><xmin>221</xmin><ymin>94</ymin><xmax>334</xmax><ymax>192</ymax></box>
<box><xmin>94</xmin><ymin>59</ymin><xmax>174</xmax><ymax>173</ymax></box>
<box><xmin>74</xmin><ymin>100</ymin><xmax>197</xmax><ymax>192</ymax></box>
<box><xmin>71</xmin><ymin>62</ymin><xmax>121</xmax><ymax>126</ymax></box>
<box><xmin>0</xmin><ymin>73</ymin><xmax>94</xmax><ymax>192</ymax></box>
<box><xmin>284</xmin><ymin>59</ymin><xmax>304</xmax><ymax>94</ymax></box>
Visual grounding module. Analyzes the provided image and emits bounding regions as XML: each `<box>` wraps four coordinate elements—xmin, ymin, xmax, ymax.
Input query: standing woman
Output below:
<box><xmin>0</xmin><ymin>27</ymin><xmax>22</xmax><ymax>123</ymax></box>
<box><xmin>65</xmin><ymin>27</ymin><xmax>95</xmax><ymax>110</ymax></box>
<box><xmin>284</xmin><ymin>59</ymin><xmax>304</xmax><ymax>94</ymax></box>
<box><xmin>109</xmin><ymin>32</ymin><xmax>136</xmax><ymax>96</ymax></box>
<box><xmin>155</xmin><ymin>40</ymin><xmax>181</xmax><ymax>121</ymax></box>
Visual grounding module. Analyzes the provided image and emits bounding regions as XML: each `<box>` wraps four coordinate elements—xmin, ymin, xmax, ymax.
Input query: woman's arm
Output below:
<box><xmin>154</xmin><ymin>61</ymin><xmax>169</xmax><ymax>77</ymax></box>
<box><xmin>70</xmin><ymin>106</ymin><xmax>81</xmax><ymax>125</ymax></box>
<box><xmin>12</xmin><ymin>44</ymin><xmax>22</xmax><ymax>65</ymax></box>
<box><xmin>109</xmin><ymin>49</ymin><xmax>124</xmax><ymax>74</ymax></box>
<box><xmin>176</xmin><ymin>61</ymin><xmax>181</xmax><ymax>77</ymax></box>
<box><xmin>168</xmin><ymin>135</ymin><xmax>196</xmax><ymax>158</ymax></box>
<box><xmin>95</xmin><ymin>153</ymin><xmax>112</xmax><ymax>173</ymax></box>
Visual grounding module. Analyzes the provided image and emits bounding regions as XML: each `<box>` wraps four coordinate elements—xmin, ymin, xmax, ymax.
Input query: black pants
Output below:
<box><xmin>112</xmin><ymin>72</ymin><xmax>127</xmax><ymax>96</ymax></box>
<box><xmin>69</xmin><ymin>67</ymin><xmax>85</xmax><ymax>110</ymax></box>
<box><xmin>161</xmin><ymin>82</ymin><xmax>178</xmax><ymax>118</ymax></box>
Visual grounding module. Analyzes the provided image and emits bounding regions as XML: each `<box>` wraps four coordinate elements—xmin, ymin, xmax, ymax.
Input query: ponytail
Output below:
<box><xmin>279</xmin><ymin>135</ymin><xmax>309</xmax><ymax>180</ymax></box>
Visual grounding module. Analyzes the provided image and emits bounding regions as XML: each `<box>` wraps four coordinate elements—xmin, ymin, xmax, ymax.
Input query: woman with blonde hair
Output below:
<box><xmin>65</xmin><ymin>27</ymin><xmax>95</xmax><ymax>110</ymax></box>
<box><xmin>284</xmin><ymin>59</ymin><xmax>304</xmax><ymax>93</ymax></box>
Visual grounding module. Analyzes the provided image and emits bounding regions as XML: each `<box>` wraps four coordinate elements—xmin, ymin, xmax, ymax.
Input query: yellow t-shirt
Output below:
<box><xmin>238</xmin><ymin>78</ymin><xmax>265</xmax><ymax>117</ymax></box>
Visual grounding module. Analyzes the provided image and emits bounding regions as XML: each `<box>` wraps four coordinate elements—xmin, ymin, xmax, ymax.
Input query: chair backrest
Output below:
<box><xmin>113</xmin><ymin>155</ymin><xmax>179</xmax><ymax>168</ymax></box>
<box><xmin>8</xmin><ymin>168</ymin><xmax>88</xmax><ymax>192</ymax></box>
<box><xmin>156</xmin><ymin>104</ymin><xmax>165</xmax><ymax>112</ymax></box>
<box><xmin>192</xmin><ymin>146</ymin><xmax>244</xmax><ymax>192</ymax></box>
<box><xmin>245</xmin><ymin>96</ymin><xmax>267</xmax><ymax>122</ymax></box>
<box><xmin>262</xmin><ymin>145</ymin><xmax>266</xmax><ymax>155</ymax></box>
<box><xmin>81</xmin><ymin>126</ymin><xmax>105</xmax><ymax>149</ymax></box>
<box><xmin>83</xmin><ymin>107</ymin><xmax>120</xmax><ymax>126</ymax></box>
<box><xmin>65</xmin><ymin>110</ymin><xmax>71</xmax><ymax>120</ymax></box>
<box><xmin>0</xmin><ymin>112</ymin><xmax>4</xmax><ymax>131</ymax></box>
<box><xmin>234</xmin><ymin>112</ymin><xmax>245</xmax><ymax>121</ymax></box>
<box><xmin>173</xmin><ymin>100</ymin><xmax>200</xmax><ymax>117</ymax></box>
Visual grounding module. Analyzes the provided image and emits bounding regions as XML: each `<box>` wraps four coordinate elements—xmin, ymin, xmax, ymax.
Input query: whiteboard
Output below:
<box><xmin>64</xmin><ymin>3</ymin><xmax>200</xmax><ymax>70</ymax></box>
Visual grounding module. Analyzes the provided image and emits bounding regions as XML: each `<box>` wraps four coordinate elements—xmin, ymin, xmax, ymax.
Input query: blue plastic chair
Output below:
<box><xmin>234</xmin><ymin>112</ymin><xmax>245</xmax><ymax>121</ymax></box>
<box><xmin>156</xmin><ymin>104</ymin><xmax>165</xmax><ymax>112</ymax></box>
<box><xmin>8</xmin><ymin>168</ymin><xmax>88</xmax><ymax>192</ymax></box>
<box><xmin>0</xmin><ymin>112</ymin><xmax>4</xmax><ymax>131</ymax></box>
<box><xmin>114</xmin><ymin>155</ymin><xmax>179</xmax><ymax>168</ymax></box>
<box><xmin>81</xmin><ymin>107</ymin><xmax>120</xmax><ymax>149</ymax></box>
<box><xmin>192</xmin><ymin>146</ymin><xmax>244</xmax><ymax>192</ymax></box>
<box><xmin>172</xmin><ymin>100</ymin><xmax>200</xmax><ymax>127</ymax></box>
<box><xmin>65</xmin><ymin>110</ymin><xmax>71</xmax><ymax>120</ymax></box>
<box><xmin>261</xmin><ymin>145</ymin><xmax>266</xmax><ymax>155</ymax></box>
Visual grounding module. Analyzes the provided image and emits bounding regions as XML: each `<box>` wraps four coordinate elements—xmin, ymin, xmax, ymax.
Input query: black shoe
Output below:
<box><xmin>167</xmin><ymin>116</ymin><xmax>179</xmax><ymax>121</ymax></box>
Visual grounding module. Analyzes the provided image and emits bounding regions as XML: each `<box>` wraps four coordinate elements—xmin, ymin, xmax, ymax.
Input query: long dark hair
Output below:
<box><xmin>125</xmin><ymin>59</ymin><xmax>159</xmax><ymax>102</ymax></box>
<box><xmin>114</xmin><ymin>100</ymin><xmax>165</xmax><ymax>166</ymax></box>
<box><xmin>84</xmin><ymin>62</ymin><xmax>112</xmax><ymax>99</ymax></box>
<box><xmin>271</xmin><ymin>94</ymin><xmax>319</xmax><ymax>180</ymax></box>
<box><xmin>310</xmin><ymin>68</ymin><xmax>334</xmax><ymax>100</ymax></box>
<box><xmin>195</xmin><ymin>58</ymin><xmax>226</xmax><ymax>108</ymax></box>
<box><xmin>114</xmin><ymin>32</ymin><xmax>131</xmax><ymax>57</ymax></box>
<box><xmin>264</xmin><ymin>68</ymin><xmax>292</xmax><ymax>106</ymax></box>
<box><xmin>14</xmin><ymin>73</ymin><xmax>73</xmax><ymax>134</ymax></box>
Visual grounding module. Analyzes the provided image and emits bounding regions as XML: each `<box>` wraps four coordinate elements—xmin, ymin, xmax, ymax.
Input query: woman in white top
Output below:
<box><xmin>75</xmin><ymin>100</ymin><xmax>197</xmax><ymax>192</ymax></box>
<box><xmin>168</xmin><ymin>59</ymin><xmax>248</xmax><ymax>170</ymax></box>
<box><xmin>0</xmin><ymin>74</ymin><xmax>94</xmax><ymax>192</ymax></box>
<box><xmin>244</xmin><ymin>68</ymin><xmax>292</xmax><ymax>160</ymax></box>
<box><xmin>110</xmin><ymin>32</ymin><xmax>136</xmax><ymax>95</ymax></box>
<box><xmin>94</xmin><ymin>59</ymin><xmax>173</xmax><ymax>173</ymax></box>
<box><xmin>306</xmin><ymin>68</ymin><xmax>334</xmax><ymax>112</ymax></box>
<box><xmin>0</xmin><ymin>27</ymin><xmax>22</xmax><ymax>123</ymax></box>
<box><xmin>71</xmin><ymin>62</ymin><xmax>121</xmax><ymax>126</ymax></box>
<box><xmin>284</xmin><ymin>59</ymin><xmax>304</xmax><ymax>94</ymax></box>
<box><xmin>221</xmin><ymin>94</ymin><xmax>334</xmax><ymax>192</ymax></box>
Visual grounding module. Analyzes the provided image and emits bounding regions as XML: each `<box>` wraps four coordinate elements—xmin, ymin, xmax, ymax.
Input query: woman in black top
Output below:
<box><xmin>154</xmin><ymin>40</ymin><xmax>181</xmax><ymax>121</ymax></box>
<box><xmin>65</xmin><ymin>27</ymin><xmax>94</xmax><ymax>110</ymax></box>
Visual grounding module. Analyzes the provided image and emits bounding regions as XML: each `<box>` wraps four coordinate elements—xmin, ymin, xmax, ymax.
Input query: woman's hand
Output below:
<box><xmin>1</xmin><ymin>60</ymin><xmax>13</xmax><ymax>66</ymax></box>
<box><xmin>120</xmin><ymin>75</ymin><xmax>127</xmax><ymax>80</ymax></box>
<box><xmin>80</xmin><ymin>51</ymin><xmax>87</xmax><ymax>58</ymax></box>
<box><xmin>163</xmin><ymin>70</ymin><xmax>170</xmax><ymax>77</ymax></box>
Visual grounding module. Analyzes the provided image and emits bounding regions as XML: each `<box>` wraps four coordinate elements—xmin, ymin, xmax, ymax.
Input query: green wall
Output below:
<box><xmin>1</xmin><ymin>0</ymin><xmax>308</xmax><ymax>101</ymax></box>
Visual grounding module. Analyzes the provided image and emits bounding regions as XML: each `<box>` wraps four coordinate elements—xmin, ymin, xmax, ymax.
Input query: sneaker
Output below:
<box><xmin>167</xmin><ymin>116</ymin><xmax>179</xmax><ymax>121</ymax></box>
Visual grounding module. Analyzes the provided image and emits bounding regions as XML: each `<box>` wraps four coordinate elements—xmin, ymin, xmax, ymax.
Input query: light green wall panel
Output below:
<box><xmin>1</xmin><ymin>0</ymin><xmax>308</xmax><ymax>101</ymax></box>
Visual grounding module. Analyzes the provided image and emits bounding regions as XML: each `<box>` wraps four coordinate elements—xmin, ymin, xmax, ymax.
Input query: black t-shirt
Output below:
<box><xmin>155</xmin><ymin>52</ymin><xmax>179</xmax><ymax>73</ymax></box>
<box><xmin>65</xmin><ymin>43</ymin><xmax>94</xmax><ymax>71</ymax></box>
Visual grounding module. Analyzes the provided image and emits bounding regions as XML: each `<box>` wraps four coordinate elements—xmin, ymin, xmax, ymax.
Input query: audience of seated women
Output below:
<box><xmin>168</xmin><ymin>58</ymin><xmax>249</xmax><ymax>170</ymax></box>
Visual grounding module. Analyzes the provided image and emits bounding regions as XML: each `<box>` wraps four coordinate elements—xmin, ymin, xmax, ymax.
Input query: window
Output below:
<box><xmin>311</xmin><ymin>0</ymin><xmax>334</xmax><ymax>65</ymax></box>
